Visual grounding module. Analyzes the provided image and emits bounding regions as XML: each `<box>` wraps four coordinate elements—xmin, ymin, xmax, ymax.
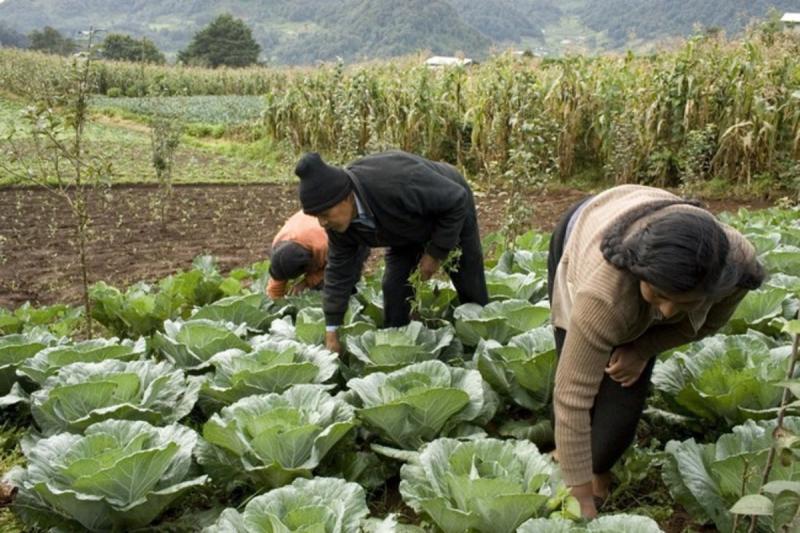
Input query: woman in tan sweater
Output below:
<box><xmin>546</xmin><ymin>185</ymin><xmax>764</xmax><ymax>518</ymax></box>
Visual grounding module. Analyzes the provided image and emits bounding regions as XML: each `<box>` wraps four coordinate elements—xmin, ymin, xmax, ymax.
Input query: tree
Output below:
<box><xmin>0</xmin><ymin>23</ymin><xmax>29</xmax><ymax>48</ymax></box>
<box><xmin>178</xmin><ymin>14</ymin><xmax>261</xmax><ymax>68</ymax></box>
<box><xmin>1</xmin><ymin>29</ymin><xmax>112</xmax><ymax>336</ymax></box>
<box><xmin>102</xmin><ymin>33</ymin><xmax>165</xmax><ymax>64</ymax></box>
<box><xmin>28</xmin><ymin>26</ymin><xmax>76</xmax><ymax>56</ymax></box>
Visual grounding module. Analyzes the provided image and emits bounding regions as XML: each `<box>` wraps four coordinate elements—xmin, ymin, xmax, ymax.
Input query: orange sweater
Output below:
<box><xmin>267</xmin><ymin>211</ymin><xmax>328</xmax><ymax>299</ymax></box>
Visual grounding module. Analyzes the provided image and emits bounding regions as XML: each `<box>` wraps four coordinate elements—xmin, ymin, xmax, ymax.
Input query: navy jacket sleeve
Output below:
<box><xmin>323</xmin><ymin>231</ymin><xmax>367</xmax><ymax>327</ymax></box>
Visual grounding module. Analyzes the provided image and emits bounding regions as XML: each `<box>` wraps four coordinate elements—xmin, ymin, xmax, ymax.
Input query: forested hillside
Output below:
<box><xmin>0</xmin><ymin>0</ymin><xmax>795</xmax><ymax>63</ymax></box>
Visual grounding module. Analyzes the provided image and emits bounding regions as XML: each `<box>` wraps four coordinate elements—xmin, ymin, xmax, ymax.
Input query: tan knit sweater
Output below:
<box><xmin>550</xmin><ymin>185</ymin><xmax>757</xmax><ymax>486</ymax></box>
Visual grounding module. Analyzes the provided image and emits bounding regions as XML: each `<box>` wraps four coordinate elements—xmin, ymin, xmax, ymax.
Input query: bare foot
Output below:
<box><xmin>0</xmin><ymin>482</ymin><xmax>16</xmax><ymax>507</ymax></box>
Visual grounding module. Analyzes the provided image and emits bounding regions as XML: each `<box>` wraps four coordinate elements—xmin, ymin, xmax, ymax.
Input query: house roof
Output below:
<box><xmin>424</xmin><ymin>56</ymin><xmax>474</xmax><ymax>67</ymax></box>
<box><xmin>781</xmin><ymin>13</ymin><xmax>800</xmax><ymax>23</ymax></box>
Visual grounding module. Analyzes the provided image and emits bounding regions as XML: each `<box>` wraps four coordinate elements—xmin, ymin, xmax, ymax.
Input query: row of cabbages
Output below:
<box><xmin>6</xmin><ymin>416</ymin><xmax>662</xmax><ymax>532</ymax></box>
<box><xmin>1</xmin><ymin>211</ymin><xmax>798</xmax><ymax>532</ymax></box>
<box><xmin>0</xmin><ymin>287</ymin><xmax>663</xmax><ymax>532</ymax></box>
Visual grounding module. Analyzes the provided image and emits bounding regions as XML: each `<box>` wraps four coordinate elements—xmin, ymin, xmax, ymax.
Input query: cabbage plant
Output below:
<box><xmin>346</xmin><ymin>360</ymin><xmax>498</xmax><ymax>449</ymax></box>
<box><xmin>485</xmin><ymin>270</ymin><xmax>545</xmax><ymax>302</ymax></box>
<box><xmin>0</xmin><ymin>329</ymin><xmax>58</xmax><ymax>396</ymax></box>
<box><xmin>494</xmin><ymin>248</ymin><xmax>549</xmax><ymax>277</ymax></box>
<box><xmin>473</xmin><ymin>326</ymin><xmax>557</xmax><ymax>411</ymax></box>
<box><xmin>414</xmin><ymin>279</ymin><xmax>460</xmax><ymax>321</ymax></box>
<box><xmin>270</xmin><ymin>299</ymin><xmax>374</xmax><ymax>345</ymax></box>
<box><xmin>518</xmin><ymin>515</ymin><xmax>664</xmax><ymax>532</ymax></box>
<box><xmin>191</xmin><ymin>293</ymin><xmax>283</xmax><ymax>332</ymax></box>
<box><xmin>0</xmin><ymin>302</ymin><xmax>81</xmax><ymax>336</ymax></box>
<box><xmin>726</xmin><ymin>287</ymin><xmax>799</xmax><ymax>336</ymax></box>
<box><xmin>196</xmin><ymin>384</ymin><xmax>356</xmax><ymax>489</ymax></box>
<box><xmin>399</xmin><ymin>437</ymin><xmax>569</xmax><ymax>533</ymax></box>
<box><xmin>763</xmin><ymin>245</ymin><xmax>800</xmax><ymax>276</ymax></box>
<box><xmin>31</xmin><ymin>359</ymin><xmax>200</xmax><ymax>434</ymax></box>
<box><xmin>663</xmin><ymin>417</ymin><xmax>800</xmax><ymax>532</ymax></box>
<box><xmin>205</xmin><ymin>477</ymin><xmax>369</xmax><ymax>532</ymax></box>
<box><xmin>454</xmin><ymin>299</ymin><xmax>550</xmax><ymax>346</ymax></box>
<box><xmin>345</xmin><ymin>321</ymin><xmax>455</xmax><ymax>374</ymax></box>
<box><xmin>4</xmin><ymin>419</ymin><xmax>207</xmax><ymax>532</ymax></box>
<box><xmin>200</xmin><ymin>337</ymin><xmax>338</xmax><ymax>405</ymax></box>
<box><xmin>151</xmin><ymin>318</ymin><xmax>250</xmax><ymax>371</ymax></box>
<box><xmin>90</xmin><ymin>255</ymin><xmax>240</xmax><ymax>338</ymax></box>
<box><xmin>17</xmin><ymin>337</ymin><xmax>146</xmax><ymax>386</ymax></box>
<box><xmin>652</xmin><ymin>332</ymin><xmax>789</xmax><ymax>427</ymax></box>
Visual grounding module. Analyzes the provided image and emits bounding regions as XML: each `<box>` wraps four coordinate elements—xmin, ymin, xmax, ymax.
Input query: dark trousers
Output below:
<box><xmin>548</xmin><ymin>197</ymin><xmax>655</xmax><ymax>475</ymax></box>
<box><xmin>383</xmin><ymin>211</ymin><xmax>488</xmax><ymax>328</ymax></box>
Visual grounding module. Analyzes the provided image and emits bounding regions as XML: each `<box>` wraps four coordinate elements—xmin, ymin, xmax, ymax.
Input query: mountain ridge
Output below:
<box><xmin>0</xmin><ymin>0</ymin><xmax>794</xmax><ymax>64</ymax></box>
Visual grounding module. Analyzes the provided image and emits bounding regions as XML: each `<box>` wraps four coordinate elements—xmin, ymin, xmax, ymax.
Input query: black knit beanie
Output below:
<box><xmin>269</xmin><ymin>241</ymin><xmax>313</xmax><ymax>280</ymax></box>
<box><xmin>295</xmin><ymin>152</ymin><xmax>352</xmax><ymax>214</ymax></box>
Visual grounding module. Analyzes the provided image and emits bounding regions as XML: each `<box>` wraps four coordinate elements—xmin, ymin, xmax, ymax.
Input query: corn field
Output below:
<box><xmin>0</xmin><ymin>48</ymin><xmax>285</xmax><ymax>96</ymax></box>
<box><xmin>1</xmin><ymin>28</ymin><xmax>799</xmax><ymax>189</ymax></box>
<box><xmin>261</xmin><ymin>33</ymin><xmax>800</xmax><ymax>189</ymax></box>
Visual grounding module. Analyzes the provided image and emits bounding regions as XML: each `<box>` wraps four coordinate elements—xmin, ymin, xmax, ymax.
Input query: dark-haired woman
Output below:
<box><xmin>546</xmin><ymin>185</ymin><xmax>764</xmax><ymax>518</ymax></box>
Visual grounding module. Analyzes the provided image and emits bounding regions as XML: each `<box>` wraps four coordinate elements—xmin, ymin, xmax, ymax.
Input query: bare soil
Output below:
<box><xmin>0</xmin><ymin>184</ymin><xmax>773</xmax><ymax>309</ymax></box>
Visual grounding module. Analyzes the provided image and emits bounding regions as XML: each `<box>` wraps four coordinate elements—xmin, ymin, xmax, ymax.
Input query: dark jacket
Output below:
<box><xmin>324</xmin><ymin>151</ymin><xmax>475</xmax><ymax>326</ymax></box>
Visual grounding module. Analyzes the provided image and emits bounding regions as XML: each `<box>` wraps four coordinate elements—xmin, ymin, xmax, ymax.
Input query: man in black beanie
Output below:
<box><xmin>295</xmin><ymin>150</ymin><xmax>489</xmax><ymax>355</ymax></box>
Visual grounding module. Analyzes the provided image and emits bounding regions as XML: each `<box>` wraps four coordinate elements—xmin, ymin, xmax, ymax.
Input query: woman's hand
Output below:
<box><xmin>605</xmin><ymin>344</ymin><xmax>649</xmax><ymax>387</ymax></box>
<box><xmin>570</xmin><ymin>482</ymin><xmax>598</xmax><ymax>519</ymax></box>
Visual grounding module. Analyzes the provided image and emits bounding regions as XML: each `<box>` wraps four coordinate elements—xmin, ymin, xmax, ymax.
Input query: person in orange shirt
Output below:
<box><xmin>266</xmin><ymin>210</ymin><xmax>329</xmax><ymax>299</ymax></box>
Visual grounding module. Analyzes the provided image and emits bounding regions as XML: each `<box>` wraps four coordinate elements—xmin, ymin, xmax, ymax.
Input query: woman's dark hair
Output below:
<box><xmin>601</xmin><ymin>199</ymin><xmax>764</xmax><ymax>295</ymax></box>
<box><xmin>268</xmin><ymin>241</ymin><xmax>312</xmax><ymax>281</ymax></box>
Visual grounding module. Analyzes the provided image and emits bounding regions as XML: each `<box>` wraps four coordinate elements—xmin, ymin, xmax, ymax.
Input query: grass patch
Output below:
<box><xmin>0</xmin><ymin>422</ymin><xmax>27</xmax><ymax>533</ymax></box>
<box><xmin>0</xmin><ymin>95</ymin><xmax>294</xmax><ymax>186</ymax></box>
<box><xmin>91</xmin><ymin>96</ymin><xmax>265</xmax><ymax>125</ymax></box>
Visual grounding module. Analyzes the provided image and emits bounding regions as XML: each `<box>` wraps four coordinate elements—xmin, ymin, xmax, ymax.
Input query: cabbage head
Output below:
<box><xmin>200</xmin><ymin>337</ymin><xmax>338</xmax><ymax>405</ymax></box>
<box><xmin>345</xmin><ymin>321</ymin><xmax>455</xmax><ymax>374</ymax></box>
<box><xmin>663</xmin><ymin>417</ymin><xmax>800</xmax><ymax>532</ymax></box>
<box><xmin>473</xmin><ymin>326</ymin><xmax>557</xmax><ymax>411</ymax></box>
<box><xmin>0</xmin><ymin>329</ymin><xmax>58</xmax><ymax>396</ymax></box>
<box><xmin>31</xmin><ymin>359</ymin><xmax>200</xmax><ymax>434</ymax></box>
<box><xmin>518</xmin><ymin>514</ymin><xmax>664</xmax><ymax>532</ymax></box>
<box><xmin>4</xmin><ymin>419</ymin><xmax>207</xmax><ymax>532</ymax></box>
<box><xmin>191</xmin><ymin>293</ymin><xmax>284</xmax><ymax>332</ymax></box>
<box><xmin>454</xmin><ymin>300</ymin><xmax>550</xmax><ymax>346</ymax></box>
<box><xmin>652</xmin><ymin>332</ymin><xmax>789</xmax><ymax>427</ymax></box>
<box><xmin>205</xmin><ymin>477</ymin><xmax>369</xmax><ymax>533</ymax></box>
<box><xmin>196</xmin><ymin>384</ymin><xmax>356</xmax><ymax>489</ymax></box>
<box><xmin>151</xmin><ymin>318</ymin><xmax>250</xmax><ymax>371</ymax></box>
<box><xmin>346</xmin><ymin>360</ymin><xmax>498</xmax><ymax>449</ymax></box>
<box><xmin>17</xmin><ymin>337</ymin><xmax>146</xmax><ymax>386</ymax></box>
<box><xmin>399</xmin><ymin>437</ymin><xmax>568</xmax><ymax>533</ymax></box>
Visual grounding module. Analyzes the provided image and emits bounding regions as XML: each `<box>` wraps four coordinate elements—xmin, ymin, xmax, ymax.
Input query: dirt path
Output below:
<box><xmin>0</xmin><ymin>184</ymin><xmax>772</xmax><ymax>308</ymax></box>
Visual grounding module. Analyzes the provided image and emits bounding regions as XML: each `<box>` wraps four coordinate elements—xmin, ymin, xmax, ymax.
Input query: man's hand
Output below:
<box><xmin>325</xmin><ymin>330</ymin><xmax>342</xmax><ymax>356</ymax></box>
<box><xmin>418</xmin><ymin>254</ymin><xmax>441</xmax><ymax>281</ymax></box>
<box><xmin>570</xmin><ymin>482</ymin><xmax>598</xmax><ymax>519</ymax></box>
<box><xmin>605</xmin><ymin>344</ymin><xmax>649</xmax><ymax>387</ymax></box>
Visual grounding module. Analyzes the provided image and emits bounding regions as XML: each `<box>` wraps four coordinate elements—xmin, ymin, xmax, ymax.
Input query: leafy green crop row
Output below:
<box><xmin>0</xmin><ymin>207</ymin><xmax>797</xmax><ymax>531</ymax></box>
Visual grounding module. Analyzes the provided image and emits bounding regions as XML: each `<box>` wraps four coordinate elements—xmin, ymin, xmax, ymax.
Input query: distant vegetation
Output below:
<box><xmin>1</xmin><ymin>24</ymin><xmax>797</xmax><ymax>195</ymax></box>
<box><xmin>102</xmin><ymin>33</ymin><xmax>165</xmax><ymax>64</ymax></box>
<box><xmin>0</xmin><ymin>0</ymin><xmax>797</xmax><ymax>64</ymax></box>
<box><xmin>178</xmin><ymin>14</ymin><xmax>260</xmax><ymax>68</ymax></box>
